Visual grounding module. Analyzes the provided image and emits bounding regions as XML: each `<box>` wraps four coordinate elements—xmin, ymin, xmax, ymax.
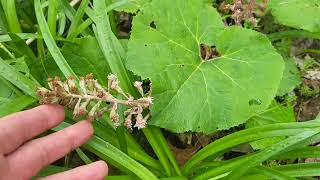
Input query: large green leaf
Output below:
<box><xmin>277</xmin><ymin>58</ymin><xmax>301</xmax><ymax>96</ymax></box>
<box><xmin>268</xmin><ymin>0</ymin><xmax>320</xmax><ymax>33</ymax></box>
<box><xmin>127</xmin><ymin>0</ymin><xmax>284</xmax><ymax>133</ymax></box>
<box><xmin>111</xmin><ymin>0</ymin><xmax>151</xmax><ymax>13</ymax></box>
<box><xmin>246</xmin><ymin>101</ymin><xmax>296</xmax><ymax>149</ymax></box>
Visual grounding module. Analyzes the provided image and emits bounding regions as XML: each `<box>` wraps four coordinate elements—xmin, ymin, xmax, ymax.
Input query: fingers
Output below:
<box><xmin>38</xmin><ymin>161</ymin><xmax>108</xmax><ymax>180</ymax></box>
<box><xmin>0</xmin><ymin>105</ymin><xmax>65</xmax><ymax>155</ymax></box>
<box><xmin>6</xmin><ymin>121</ymin><xmax>93</xmax><ymax>180</ymax></box>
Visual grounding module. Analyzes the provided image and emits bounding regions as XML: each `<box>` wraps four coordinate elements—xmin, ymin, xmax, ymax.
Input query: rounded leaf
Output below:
<box><xmin>127</xmin><ymin>0</ymin><xmax>284</xmax><ymax>133</ymax></box>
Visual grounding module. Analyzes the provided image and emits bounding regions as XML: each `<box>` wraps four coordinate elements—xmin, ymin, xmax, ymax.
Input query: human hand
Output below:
<box><xmin>0</xmin><ymin>105</ymin><xmax>108</xmax><ymax>180</ymax></box>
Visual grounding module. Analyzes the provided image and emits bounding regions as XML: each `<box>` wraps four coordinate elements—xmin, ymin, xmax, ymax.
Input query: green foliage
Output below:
<box><xmin>111</xmin><ymin>0</ymin><xmax>151</xmax><ymax>13</ymax></box>
<box><xmin>43</xmin><ymin>36</ymin><xmax>110</xmax><ymax>83</ymax></box>
<box><xmin>1</xmin><ymin>0</ymin><xmax>320</xmax><ymax>179</ymax></box>
<box><xmin>268</xmin><ymin>0</ymin><xmax>320</xmax><ymax>33</ymax></box>
<box><xmin>127</xmin><ymin>0</ymin><xmax>284</xmax><ymax>133</ymax></box>
<box><xmin>246</xmin><ymin>101</ymin><xmax>296</xmax><ymax>149</ymax></box>
<box><xmin>300</xmin><ymin>84</ymin><xmax>319</xmax><ymax>98</ymax></box>
<box><xmin>277</xmin><ymin>58</ymin><xmax>301</xmax><ymax>96</ymax></box>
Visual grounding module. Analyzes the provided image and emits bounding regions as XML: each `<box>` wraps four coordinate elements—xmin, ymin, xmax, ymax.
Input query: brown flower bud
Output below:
<box><xmin>124</xmin><ymin>114</ymin><xmax>133</xmax><ymax>130</ymax></box>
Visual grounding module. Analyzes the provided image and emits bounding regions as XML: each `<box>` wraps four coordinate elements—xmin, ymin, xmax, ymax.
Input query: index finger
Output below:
<box><xmin>0</xmin><ymin>105</ymin><xmax>65</xmax><ymax>155</ymax></box>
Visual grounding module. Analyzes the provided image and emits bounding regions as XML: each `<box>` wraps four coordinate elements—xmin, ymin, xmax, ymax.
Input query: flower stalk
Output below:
<box><xmin>36</xmin><ymin>73</ymin><xmax>152</xmax><ymax>129</ymax></box>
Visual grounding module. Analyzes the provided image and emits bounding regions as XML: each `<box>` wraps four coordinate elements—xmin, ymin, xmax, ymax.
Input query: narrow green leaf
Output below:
<box><xmin>48</xmin><ymin>0</ymin><xmax>58</xmax><ymax>37</ymax></box>
<box><xmin>272</xmin><ymin>163</ymin><xmax>320</xmax><ymax>177</ymax></box>
<box><xmin>58</xmin><ymin>0</ymin><xmax>93</xmax><ymax>35</ymax></box>
<box><xmin>272</xmin><ymin>146</ymin><xmax>320</xmax><ymax>160</ymax></box>
<box><xmin>67</xmin><ymin>18</ymin><xmax>93</xmax><ymax>39</ymax></box>
<box><xmin>75</xmin><ymin>148</ymin><xmax>93</xmax><ymax>164</ymax></box>
<box><xmin>0</xmin><ymin>2</ymin><xmax>8</xmax><ymax>34</ymax></box>
<box><xmin>0</xmin><ymin>33</ymin><xmax>40</xmax><ymax>43</ymax></box>
<box><xmin>143</xmin><ymin>127</ymin><xmax>172</xmax><ymax>176</ymax></box>
<box><xmin>249</xmin><ymin>166</ymin><xmax>296</xmax><ymax>180</ymax></box>
<box><xmin>34</xmin><ymin>165</ymin><xmax>69</xmax><ymax>178</ymax></box>
<box><xmin>151</xmin><ymin>126</ymin><xmax>182</xmax><ymax>176</ymax></box>
<box><xmin>268</xmin><ymin>30</ymin><xmax>320</xmax><ymax>42</ymax></box>
<box><xmin>0</xmin><ymin>95</ymin><xmax>36</xmax><ymax>117</ymax></box>
<box><xmin>2</xmin><ymin>0</ymin><xmax>22</xmax><ymax>33</ymax></box>
<box><xmin>57</xmin><ymin>12</ymin><xmax>66</xmax><ymax>36</ymax></box>
<box><xmin>53</xmin><ymin>122</ymin><xmax>158</xmax><ymax>180</ymax></box>
<box><xmin>106</xmin><ymin>175</ymin><xmax>139</xmax><ymax>180</ymax></box>
<box><xmin>183</xmin><ymin>121</ymin><xmax>320</xmax><ymax>174</ymax></box>
<box><xmin>84</xmin><ymin>136</ymin><xmax>159</xmax><ymax>180</ymax></box>
<box><xmin>225</xmin><ymin>131</ymin><xmax>318</xmax><ymax>179</ymax></box>
<box><xmin>67</xmin><ymin>0</ymin><xmax>90</xmax><ymax>39</ymax></box>
<box><xmin>34</xmin><ymin>0</ymin><xmax>77</xmax><ymax>79</ymax></box>
<box><xmin>0</xmin><ymin>57</ymin><xmax>37</xmax><ymax>97</ymax></box>
<box><xmin>92</xmin><ymin>0</ymin><xmax>135</xmax><ymax>94</ymax></box>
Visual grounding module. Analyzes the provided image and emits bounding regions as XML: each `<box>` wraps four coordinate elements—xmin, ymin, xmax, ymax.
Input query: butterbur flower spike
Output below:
<box><xmin>36</xmin><ymin>74</ymin><xmax>153</xmax><ymax>130</ymax></box>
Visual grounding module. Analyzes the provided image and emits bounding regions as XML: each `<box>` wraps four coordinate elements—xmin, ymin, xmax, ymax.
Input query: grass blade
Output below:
<box><xmin>225</xmin><ymin>131</ymin><xmax>319</xmax><ymax>179</ymax></box>
<box><xmin>84</xmin><ymin>136</ymin><xmax>158</xmax><ymax>180</ymax></box>
<box><xmin>151</xmin><ymin>126</ymin><xmax>182</xmax><ymax>176</ymax></box>
<box><xmin>143</xmin><ymin>127</ymin><xmax>172</xmax><ymax>176</ymax></box>
<box><xmin>67</xmin><ymin>0</ymin><xmax>90</xmax><ymax>39</ymax></box>
<box><xmin>183</xmin><ymin>121</ymin><xmax>320</xmax><ymax>174</ymax></box>
<box><xmin>272</xmin><ymin>163</ymin><xmax>320</xmax><ymax>177</ymax></box>
<box><xmin>1</xmin><ymin>0</ymin><xmax>22</xmax><ymax>33</ymax></box>
<box><xmin>48</xmin><ymin>0</ymin><xmax>58</xmax><ymax>37</ymax></box>
<box><xmin>75</xmin><ymin>148</ymin><xmax>93</xmax><ymax>164</ymax></box>
<box><xmin>248</xmin><ymin>166</ymin><xmax>296</xmax><ymax>180</ymax></box>
<box><xmin>34</xmin><ymin>0</ymin><xmax>77</xmax><ymax>79</ymax></box>
<box><xmin>0</xmin><ymin>57</ymin><xmax>37</xmax><ymax>97</ymax></box>
<box><xmin>0</xmin><ymin>95</ymin><xmax>36</xmax><ymax>117</ymax></box>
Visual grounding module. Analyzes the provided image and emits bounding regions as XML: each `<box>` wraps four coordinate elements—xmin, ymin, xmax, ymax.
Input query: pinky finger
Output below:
<box><xmin>38</xmin><ymin>161</ymin><xmax>108</xmax><ymax>180</ymax></box>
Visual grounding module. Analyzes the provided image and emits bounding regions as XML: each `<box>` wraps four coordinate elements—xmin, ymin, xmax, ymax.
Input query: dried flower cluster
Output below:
<box><xmin>36</xmin><ymin>73</ymin><xmax>153</xmax><ymax>130</ymax></box>
<box><xmin>219</xmin><ymin>0</ymin><xmax>266</xmax><ymax>27</ymax></box>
